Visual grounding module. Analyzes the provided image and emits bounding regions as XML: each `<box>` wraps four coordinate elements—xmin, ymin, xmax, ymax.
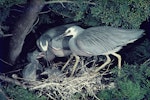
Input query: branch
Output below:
<box><xmin>44</xmin><ymin>0</ymin><xmax>96</xmax><ymax>5</ymax></box>
<box><xmin>8</xmin><ymin>0</ymin><xmax>44</xmax><ymax>64</ymax></box>
<box><xmin>0</xmin><ymin>34</ymin><xmax>13</xmax><ymax>38</ymax></box>
<box><xmin>0</xmin><ymin>58</ymin><xmax>13</xmax><ymax>66</ymax></box>
<box><xmin>0</xmin><ymin>74</ymin><xmax>27</xmax><ymax>89</ymax></box>
<box><xmin>47</xmin><ymin>7</ymin><xmax>73</xmax><ymax>18</ymax></box>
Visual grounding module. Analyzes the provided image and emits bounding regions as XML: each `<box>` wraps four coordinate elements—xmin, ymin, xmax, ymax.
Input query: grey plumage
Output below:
<box><xmin>70</xmin><ymin>26</ymin><xmax>144</xmax><ymax>55</ymax></box>
<box><xmin>58</xmin><ymin>25</ymin><xmax>144</xmax><ymax>75</ymax></box>
<box><xmin>36</xmin><ymin>24</ymin><xmax>75</xmax><ymax>61</ymax></box>
<box><xmin>51</xmin><ymin>36</ymin><xmax>71</xmax><ymax>57</ymax></box>
<box><xmin>23</xmin><ymin>50</ymin><xmax>42</xmax><ymax>81</ymax></box>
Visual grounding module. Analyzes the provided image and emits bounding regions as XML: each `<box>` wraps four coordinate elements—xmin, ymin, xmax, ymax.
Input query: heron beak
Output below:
<box><xmin>56</xmin><ymin>33</ymin><xmax>66</xmax><ymax>40</ymax></box>
<box><xmin>36</xmin><ymin>52</ymin><xmax>46</xmax><ymax>59</ymax></box>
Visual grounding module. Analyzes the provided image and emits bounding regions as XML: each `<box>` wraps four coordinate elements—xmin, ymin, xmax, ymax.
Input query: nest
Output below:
<box><xmin>22</xmin><ymin>57</ymin><xmax>115</xmax><ymax>100</ymax></box>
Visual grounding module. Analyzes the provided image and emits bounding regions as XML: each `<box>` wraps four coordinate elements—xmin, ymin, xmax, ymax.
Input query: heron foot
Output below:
<box><xmin>70</xmin><ymin>55</ymin><xmax>80</xmax><ymax>77</ymax></box>
<box><xmin>94</xmin><ymin>55</ymin><xmax>111</xmax><ymax>73</ymax></box>
<box><xmin>61</xmin><ymin>55</ymin><xmax>74</xmax><ymax>71</ymax></box>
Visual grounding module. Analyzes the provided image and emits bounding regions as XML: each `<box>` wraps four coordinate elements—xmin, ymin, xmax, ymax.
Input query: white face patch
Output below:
<box><xmin>40</xmin><ymin>40</ymin><xmax>48</xmax><ymax>51</ymax></box>
<box><xmin>64</xmin><ymin>26</ymin><xmax>84</xmax><ymax>38</ymax></box>
<box><xmin>66</xmin><ymin>27</ymin><xmax>74</xmax><ymax>35</ymax></box>
<box><xmin>65</xmin><ymin>27</ymin><xmax>77</xmax><ymax>38</ymax></box>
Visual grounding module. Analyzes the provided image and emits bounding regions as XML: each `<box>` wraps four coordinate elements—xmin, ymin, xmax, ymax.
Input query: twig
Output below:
<box><xmin>15</xmin><ymin>4</ymin><xmax>25</xmax><ymax>8</ymax></box>
<box><xmin>45</xmin><ymin>0</ymin><xmax>96</xmax><ymax>17</ymax></box>
<box><xmin>45</xmin><ymin>0</ymin><xmax>96</xmax><ymax>5</ymax></box>
<box><xmin>46</xmin><ymin>93</ymin><xmax>56</xmax><ymax>100</ymax></box>
<box><xmin>47</xmin><ymin>7</ymin><xmax>73</xmax><ymax>18</ymax></box>
<box><xmin>41</xmin><ymin>0</ymin><xmax>96</xmax><ymax>17</ymax></box>
<box><xmin>39</xmin><ymin>9</ymin><xmax>52</xmax><ymax>14</ymax></box>
<box><xmin>5</xmin><ymin>69</ymin><xmax>22</xmax><ymax>74</ymax></box>
<box><xmin>0</xmin><ymin>74</ymin><xmax>27</xmax><ymax>89</ymax></box>
<box><xmin>1</xmin><ymin>34</ymin><xmax>13</xmax><ymax>37</ymax></box>
<box><xmin>0</xmin><ymin>58</ymin><xmax>13</xmax><ymax>66</ymax></box>
<box><xmin>28</xmin><ymin>17</ymin><xmax>39</xmax><ymax>34</ymax></box>
<box><xmin>143</xmin><ymin>58</ymin><xmax>150</xmax><ymax>64</ymax></box>
<box><xmin>10</xmin><ymin>9</ymin><xmax>24</xmax><ymax>13</ymax></box>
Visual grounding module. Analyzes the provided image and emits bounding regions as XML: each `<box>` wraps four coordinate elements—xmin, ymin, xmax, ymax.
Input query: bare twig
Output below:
<box><xmin>143</xmin><ymin>58</ymin><xmax>150</xmax><ymax>64</ymax></box>
<box><xmin>45</xmin><ymin>0</ymin><xmax>96</xmax><ymax>5</ymax></box>
<box><xmin>15</xmin><ymin>4</ymin><xmax>25</xmax><ymax>8</ymax></box>
<box><xmin>41</xmin><ymin>0</ymin><xmax>96</xmax><ymax>18</ymax></box>
<box><xmin>0</xmin><ymin>34</ymin><xmax>13</xmax><ymax>38</ymax></box>
<box><xmin>39</xmin><ymin>9</ymin><xmax>52</xmax><ymax>14</ymax></box>
<box><xmin>0</xmin><ymin>58</ymin><xmax>13</xmax><ymax>66</ymax></box>
<box><xmin>28</xmin><ymin>17</ymin><xmax>39</xmax><ymax>34</ymax></box>
<box><xmin>0</xmin><ymin>74</ymin><xmax>27</xmax><ymax>89</ymax></box>
<box><xmin>10</xmin><ymin>9</ymin><xmax>24</xmax><ymax>13</ymax></box>
<box><xmin>47</xmin><ymin>7</ymin><xmax>73</xmax><ymax>18</ymax></box>
<box><xmin>5</xmin><ymin>69</ymin><xmax>22</xmax><ymax>74</ymax></box>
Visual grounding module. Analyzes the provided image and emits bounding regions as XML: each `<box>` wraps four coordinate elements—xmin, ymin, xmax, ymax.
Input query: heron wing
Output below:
<box><xmin>76</xmin><ymin>26</ymin><xmax>144</xmax><ymax>55</ymax></box>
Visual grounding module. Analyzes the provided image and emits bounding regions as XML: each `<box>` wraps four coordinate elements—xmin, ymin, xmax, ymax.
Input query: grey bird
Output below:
<box><xmin>22</xmin><ymin>50</ymin><xmax>43</xmax><ymax>81</ymax></box>
<box><xmin>58</xmin><ymin>26</ymin><xmax>144</xmax><ymax>76</ymax></box>
<box><xmin>36</xmin><ymin>24</ymin><xmax>76</xmax><ymax>61</ymax></box>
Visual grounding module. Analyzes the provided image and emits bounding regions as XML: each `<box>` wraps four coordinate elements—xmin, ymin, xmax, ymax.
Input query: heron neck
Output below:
<box><xmin>69</xmin><ymin>33</ymin><xmax>91</xmax><ymax>56</ymax></box>
<box><xmin>72</xmin><ymin>29</ymin><xmax>84</xmax><ymax>38</ymax></box>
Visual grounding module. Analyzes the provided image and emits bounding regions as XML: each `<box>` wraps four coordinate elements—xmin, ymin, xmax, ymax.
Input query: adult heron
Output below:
<box><xmin>58</xmin><ymin>26</ymin><xmax>144</xmax><ymax>76</ymax></box>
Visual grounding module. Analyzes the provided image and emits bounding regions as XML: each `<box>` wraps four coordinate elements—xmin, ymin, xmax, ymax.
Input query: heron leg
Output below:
<box><xmin>94</xmin><ymin>55</ymin><xmax>111</xmax><ymax>73</ymax></box>
<box><xmin>70</xmin><ymin>55</ymin><xmax>80</xmax><ymax>77</ymax></box>
<box><xmin>111</xmin><ymin>52</ymin><xmax>121</xmax><ymax>75</ymax></box>
<box><xmin>61</xmin><ymin>55</ymin><xmax>74</xmax><ymax>71</ymax></box>
<box><xmin>111</xmin><ymin>52</ymin><xmax>121</xmax><ymax>69</ymax></box>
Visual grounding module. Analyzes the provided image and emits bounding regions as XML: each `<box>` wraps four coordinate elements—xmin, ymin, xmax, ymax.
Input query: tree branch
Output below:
<box><xmin>44</xmin><ymin>0</ymin><xmax>96</xmax><ymax>5</ymax></box>
<box><xmin>0</xmin><ymin>74</ymin><xmax>27</xmax><ymax>89</ymax></box>
<box><xmin>8</xmin><ymin>0</ymin><xmax>44</xmax><ymax>64</ymax></box>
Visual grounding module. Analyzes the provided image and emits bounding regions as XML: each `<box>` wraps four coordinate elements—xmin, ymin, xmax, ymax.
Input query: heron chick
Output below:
<box><xmin>58</xmin><ymin>26</ymin><xmax>144</xmax><ymax>76</ymax></box>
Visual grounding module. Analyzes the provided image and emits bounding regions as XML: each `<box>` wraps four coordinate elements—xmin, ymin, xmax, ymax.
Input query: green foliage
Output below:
<box><xmin>71</xmin><ymin>92</ymin><xmax>83</xmax><ymax>100</ymax></box>
<box><xmin>1</xmin><ymin>0</ymin><xmax>149</xmax><ymax>30</ymax></box>
<box><xmin>124</xmin><ymin>39</ymin><xmax>150</xmax><ymax>64</ymax></box>
<box><xmin>47</xmin><ymin>0</ymin><xmax>150</xmax><ymax>28</ymax></box>
<box><xmin>98</xmin><ymin>81</ymin><xmax>145</xmax><ymax>100</ymax></box>
<box><xmin>97</xmin><ymin>62</ymin><xmax>150</xmax><ymax>100</ymax></box>
<box><xmin>38</xmin><ymin>14</ymin><xmax>55</xmax><ymax>25</ymax></box>
<box><xmin>0</xmin><ymin>87</ymin><xmax>7</xmax><ymax>100</ymax></box>
<box><xmin>0</xmin><ymin>0</ymin><xmax>26</xmax><ymax>7</ymax></box>
<box><xmin>0</xmin><ymin>8</ymin><xmax>10</xmax><ymax>24</ymax></box>
<box><xmin>0</xmin><ymin>0</ymin><xmax>26</xmax><ymax>25</ymax></box>
<box><xmin>3</xmin><ymin>85</ymin><xmax>46</xmax><ymax>100</ymax></box>
<box><xmin>90</xmin><ymin>0</ymin><xmax>150</xmax><ymax>28</ymax></box>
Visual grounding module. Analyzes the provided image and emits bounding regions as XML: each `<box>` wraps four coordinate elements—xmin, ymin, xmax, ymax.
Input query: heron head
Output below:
<box><xmin>39</xmin><ymin>40</ymin><xmax>48</xmax><ymax>51</ymax></box>
<box><xmin>64</xmin><ymin>26</ymin><xmax>84</xmax><ymax>38</ymax></box>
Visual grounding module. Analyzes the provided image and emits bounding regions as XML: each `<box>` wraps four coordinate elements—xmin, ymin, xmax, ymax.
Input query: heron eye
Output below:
<box><xmin>67</xmin><ymin>30</ymin><xmax>71</xmax><ymax>33</ymax></box>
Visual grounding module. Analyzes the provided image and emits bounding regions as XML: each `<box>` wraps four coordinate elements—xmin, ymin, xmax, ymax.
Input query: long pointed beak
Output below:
<box><xmin>56</xmin><ymin>33</ymin><xmax>66</xmax><ymax>41</ymax></box>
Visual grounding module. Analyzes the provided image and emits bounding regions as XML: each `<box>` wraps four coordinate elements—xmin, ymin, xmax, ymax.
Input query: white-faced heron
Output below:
<box><xmin>58</xmin><ymin>26</ymin><xmax>144</xmax><ymax>76</ymax></box>
<box><xmin>36</xmin><ymin>24</ymin><xmax>75</xmax><ymax>61</ymax></box>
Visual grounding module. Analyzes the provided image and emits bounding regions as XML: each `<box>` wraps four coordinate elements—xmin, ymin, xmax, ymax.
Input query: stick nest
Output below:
<box><xmin>22</xmin><ymin>58</ymin><xmax>115</xmax><ymax>100</ymax></box>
